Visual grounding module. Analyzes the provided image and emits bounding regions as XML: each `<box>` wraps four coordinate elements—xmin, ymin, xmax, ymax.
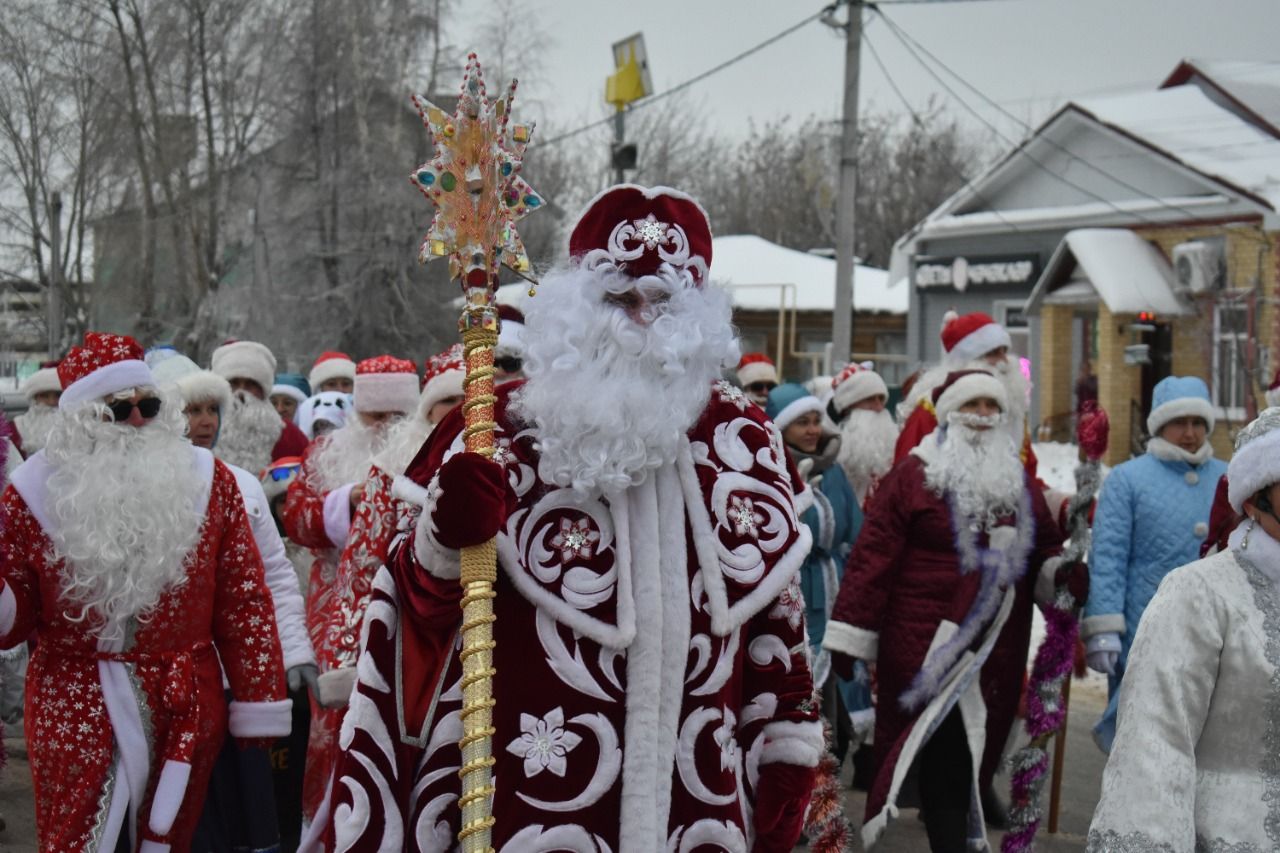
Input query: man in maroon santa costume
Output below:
<box><xmin>823</xmin><ymin>370</ymin><xmax>1083</xmax><ymax>851</ymax></box>
<box><xmin>325</xmin><ymin>185</ymin><xmax>823</xmax><ymax>853</ymax></box>
<box><xmin>285</xmin><ymin>354</ymin><xmax>420</xmax><ymax>833</ymax></box>
<box><xmin>0</xmin><ymin>332</ymin><xmax>291</xmax><ymax>852</ymax></box>
<box><xmin>211</xmin><ymin>339</ymin><xmax>310</xmax><ymax>475</ymax></box>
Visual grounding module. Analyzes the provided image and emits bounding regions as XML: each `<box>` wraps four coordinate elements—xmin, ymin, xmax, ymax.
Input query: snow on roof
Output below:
<box><xmin>708</xmin><ymin>235</ymin><xmax>903</xmax><ymax>314</ymax></box>
<box><xmin>1025</xmin><ymin>228</ymin><xmax>1192</xmax><ymax>317</ymax></box>
<box><xmin>1075</xmin><ymin>84</ymin><xmax>1280</xmax><ymax>211</ymax></box>
<box><xmin>1163</xmin><ymin>59</ymin><xmax>1280</xmax><ymax>134</ymax></box>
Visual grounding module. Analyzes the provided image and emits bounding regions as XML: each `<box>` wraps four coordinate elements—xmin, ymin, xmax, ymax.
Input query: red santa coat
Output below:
<box><xmin>823</xmin><ymin>443</ymin><xmax>1062</xmax><ymax>849</ymax></box>
<box><xmin>0</xmin><ymin>448</ymin><xmax>290</xmax><ymax>852</ymax></box>
<box><xmin>327</xmin><ymin>381</ymin><xmax>825</xmax><ymax>852</ymax></box>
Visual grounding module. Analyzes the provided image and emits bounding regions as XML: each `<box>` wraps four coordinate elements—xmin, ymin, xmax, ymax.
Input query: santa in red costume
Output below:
<box><xmin>325</xmin><ymin>185</ymin><xmax>823</xmax><ymax>852</ymax></box>
<box><xmin>285</xmin><ymin>354</ymin><xmax>420</xmax><ymax>832</ymax></box>
<box><xmin>0</xmin><ymin>331</ymin><xmax>291</xmax><ymax>852</ymax></box>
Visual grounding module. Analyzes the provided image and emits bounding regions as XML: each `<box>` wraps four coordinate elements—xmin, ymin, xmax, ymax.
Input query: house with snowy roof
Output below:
<box><xmin>889</xmin><ymin>59</ymin><xmax>1280</xmax><ymax>465</ymax></box>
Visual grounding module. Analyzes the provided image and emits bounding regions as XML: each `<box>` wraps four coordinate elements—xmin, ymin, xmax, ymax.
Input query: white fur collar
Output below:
<box><xmin>1147</xmin><ymin>436</ymin><xmax>1213</xmax><ymax>466</ymax></box>
<box><xmin>1230</xmin><ymin>520</ymin><xmax>1280</xmax><ymax>586</ymax></box>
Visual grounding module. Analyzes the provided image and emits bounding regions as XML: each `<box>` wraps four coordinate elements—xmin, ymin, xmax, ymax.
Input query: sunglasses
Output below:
<box><xmin>268</xmin><ymin>464</ymin><xmax>301</xmax><ymax>482</ymax></box>
<box><xmin>495</xmin><ymin>356</ymin><xmax>523</xmax><ymax>373</ymax></box>
<box><xmin>746</xmin><ymin>382</ymin><xmax>777</xmax><ymax>394</ymax></box>
<box><xmin>108</xmin><ymin>396</ymin><xmax>162</xmax><ymax>422</ymax></box>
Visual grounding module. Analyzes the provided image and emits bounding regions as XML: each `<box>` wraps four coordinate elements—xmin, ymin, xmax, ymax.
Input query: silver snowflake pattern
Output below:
<box><xmin>492</xmin><ymin>437</ymin><xmax>516</xmax><ymax>468</ymax></box>
<box><xmin>550</xmin><ymin>517</ymin><xmax>601</xmax><ymax>564</ymax></box>
<box><xmin>769</xmin><ymin>578</ymin><xmax>805</xmax><ymax>630</ymax></box>
<box><xmin>714</xmin><ymin>380</ymin><xmax>750</xmax><ymax>410</ymax></box>
<box><xmin>632</xmin><ymin>213</ymin><xmax>670</xmax><ymax>250</ymax></box>
<box><xmin>728</xmin><ymin>495</ymin><xmax>764</xmax><ymax>539</ymax></box>
<box><xmin>506</xmin><ymin>707</ymin><xmax>582</xmax><ymax>778</ymax></box>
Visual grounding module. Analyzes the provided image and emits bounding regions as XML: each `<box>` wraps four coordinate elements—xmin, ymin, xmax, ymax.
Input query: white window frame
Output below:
<box><xmin>1212</xmin><ymin>297</ymin><xmax>1249</xmax><ymax>423</ymax></box>
<box><xmin>992</xmin><ymin>299</ymin><xmax>1031</xmax><ymax>359</ymax></box>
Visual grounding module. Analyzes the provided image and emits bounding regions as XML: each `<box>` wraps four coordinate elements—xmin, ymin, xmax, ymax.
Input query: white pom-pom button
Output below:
<box><xmin>1185</xmin><ymin>471</ymin><xmax>1199</xmax><ymax>485</ymax></box>
<box><xmin>1194</xmin><ymin>521</ymin><xmax>1209</xmax><ymax>538</ymax></box>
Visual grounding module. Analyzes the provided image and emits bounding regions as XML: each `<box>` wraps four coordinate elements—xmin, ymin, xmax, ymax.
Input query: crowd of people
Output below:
<box><xmin>0</xmin><ymin>181</ymin><xmax>1271</xmax><ymax>853</ymax></box>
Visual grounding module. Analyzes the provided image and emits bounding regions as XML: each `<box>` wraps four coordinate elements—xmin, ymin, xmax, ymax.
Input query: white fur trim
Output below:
<box><xmin>759</xmin><ymin>719</ymin><xmax>824</xmax><ymax>767</ymax></box>
<box><xmin>1229</xmin><ymin>427</ymin><xmax>1280</xmax><ymax>512</ymax></box>
<box><xmin>309</xmin><ymin>356</ymin><xmax>356</xmax><ymax>391</ymax></box>
<box><xmin>832</xmin><ymin>370</ymin><xmax>889</xmax><ymax>415</ymax></box>
<box><xmin>822</xmin><ymin>620</ymin><xmax>879</xmax><ymax>660</ymax></box>
<box><xmin>736</xmin><ymin>361</ymin><xmax>778</xmax><ymax>388</ymax></box>
<box><xmin>322</xmin><ymin>483</ymin><xmax>356</xmax><ymax>548</ymax></box>
<box><xmin>1034</xmin><ymin>556</ymin><xmax>1065</xmax><ymax>608</ymax></box>
<box><xmin>19</xmin><ymin>366</ymin><xmax>60</xmax><ymax>400</ymax></box>
<box><xmin>98</xmin><ymin>652</ymin><xmax>150</xmax><ymax>846</ymax></box>
<box><xmin>59</xmin><ymin>359</ymin><xmax>155</xmax><ymax>411</ymax></box>
<box><xmin>317</xmin><ymin>666</ymin><xmax>358</xmax><ymax>708</ymax></box>
<box><xmin>0</xmin><ymin>584</ymin><xmax>15</xmax><ymax>639</ymax></box>
<box><xmin>271</xmin><ymin>384</ymin><xmax>308</xmax><ymax>405</ymax></box>
<box><xmin>355</xmin><ymin>372</ymin><xmax>419</xmax><ymax>414</ymax></box>
<box><xmin>419</xmin><ymin>368</ymin><xmax>465</xmax><ymax>421</ymax></box>
<box><xmin>412</xmin><ymin>472</ymin><xmax>462</xmax><ymax>580</ymax></box>
<box><xmin>793</xmin><ymin>481</ymin><xmax>815</xmax><ymax>516</ymax></box>
<box><xmin>933</xmin><ymin>372</ymin><xmax>1008</xmax><ymax>423</ymax></box>
<box><xmin>770</xmin><ymin>395</ymin><xmax>823</xmax><ymax>432</ymax></box>
<box><xmin>210</xmin><ymin>341</ymin><xmax>276</xmax><ymax>397</ymax></box>
<box><xmin>1081</xmin><ymin>613</ymin><xmax>1127</xmax><ymax>638</ymax></box>
<box><xmin>174</xmin><ymin>370</ymin><xmax>232</xmax><ymax>411</ymax></box>
<box><xmin>1268</xmin><ymin>388</ymin><xmax>1280</xmax><ymax>409</ymax></box>
<box><xmin>1147</xmin><ymin>395</ymin><xmax>1215</xmax><ymax>437</ymax></box>
<box><xmin>391</xmin><ymin>474</ymin><xmax>430</xmax><ymax>506</ymax></box>
<box><xmin>945</xmin><ymin>321</ymin><xmax>1011</xmax><ymax>367</ymax></box>
<box><xmin>148</xmin><ymin>759</ymin><xmax>191</xmax><ymax>835</ymax></box>
<box><xmin>227</xmin><ymin>698</ymin><xmax>293</xmax><ymax>738</ymax></box>
<box><xmin>139</xmin><ymin>842</ymin><xmax>170</xmax><ymax>853</ymax></box>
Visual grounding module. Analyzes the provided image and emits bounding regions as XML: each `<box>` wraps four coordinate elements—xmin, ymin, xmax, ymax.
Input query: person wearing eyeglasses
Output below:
<box><xmin>736</xmin><ymin>351</ymin><xmax>780</xmax><ymax>407</ymax></box>
<box><xmin>1088</xmin><ymin>407</ymin><xmax>1280</xmax><ymax>852</ymax></box>
<box><xmin>0</xmin><ymin>331</ymin><xmax>291</xmax><ymax>851</ymax></box>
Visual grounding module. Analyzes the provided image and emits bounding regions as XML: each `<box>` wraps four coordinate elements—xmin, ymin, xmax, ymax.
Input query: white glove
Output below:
<box><xmin>1085</xmin><ymin>632</ymin><xmax>1122</xmax><ymax>676</ymax></box>
<box><xmin>287</xmin><ymin>663</ymin><xmax>320</xmax><ymax>698</ymax></box>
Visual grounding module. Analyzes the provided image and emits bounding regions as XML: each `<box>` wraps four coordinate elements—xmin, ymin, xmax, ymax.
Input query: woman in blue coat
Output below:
<box><xmin>767</xmin><ymin>383</ymin><xmax>871</xmax><ymax>764</ymax></box>
<box><xmin>1082</xmin><ymin>376</ymin><xmax>1227</xmax><ymax>752</ymax></box>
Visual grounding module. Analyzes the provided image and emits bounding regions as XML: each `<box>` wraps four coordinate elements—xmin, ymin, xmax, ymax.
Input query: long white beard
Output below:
<box><xmin>306</xmin><ymin>416</ymin><xmax>395</xmax><ymax>494</ymax></box>
<box><xmin>512</xmin><ymin>262</ymin><xmax>741</xmax><ymax>497</ymax></box>
<box><xmin>43</xmin><ymin>393</ymin><xmax>204</xmax><ymax>643</ymax></box>
<box><xmin>371</xmin><ymin>415</ymin><xmax>433</xmax><ymax>478</ymax></box>
<box><xmin>216</xmin><ymin>391</ymin><xmax>284</xmax><ymax>474</ymax></box>
<box><xmin>837</xmin><ymin>408</ymin><xmax>898</xmax><ymax>497</ymax></box>
<box><xmin>924</xmin><ymin>413</ymin><xmax>1026</xmax><ymax>524</ymax></box>
<box><xmin>15</xmin><ymin>404</ymin><xmax>58</xmax><ymax>454</ymax></box>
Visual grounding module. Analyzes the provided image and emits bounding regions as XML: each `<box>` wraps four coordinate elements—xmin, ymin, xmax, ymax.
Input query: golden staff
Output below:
<box><xmin>410</xmin><ymin>54</ymin><xmax>543</xmax><ymax>853</ymax></box>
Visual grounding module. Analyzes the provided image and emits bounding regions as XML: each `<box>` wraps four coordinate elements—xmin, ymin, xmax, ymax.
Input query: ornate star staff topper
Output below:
<box><xmin>409</xmin><ymin>53</ymin><xmax>543</xmax><ymax>853</ymax></box>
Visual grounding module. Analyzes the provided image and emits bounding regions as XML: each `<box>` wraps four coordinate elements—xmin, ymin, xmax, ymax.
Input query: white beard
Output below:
<box><xmin>305</xmin><ymin>416</ymin><xmax>396</xmax><ymax>494</ymax></box>
<box><xmin>43</xmin><ymin>392</ymin><xmax>204</xmax><ymax>643</ymax></box>
<box><xmin>512</xmin><ymin>261</ymin><xmax>741</xmax><ymax>497</ymax></box>
<box><xmin>215</xmin><ymin>391</ymin><xmax>284</xmax><ymax>474</ymax></box>
<box><xmin>924</xmin><ymin>413</ymin><xmax>1027</xmax><ymax>524</ymax></box>
<box><xmin>837</xmin><ymin>408</ymin><xmax>898</xmax><ymax>500</ymax></box>
<box><xmin>371</xmin><ymin>415</ymin><xmax>433</xmax><ymax>478</ymax></box>
<box><xmin>15</xmin><ymin>403</ymin><xmax>58</xmax><ymax>454</ymax></box>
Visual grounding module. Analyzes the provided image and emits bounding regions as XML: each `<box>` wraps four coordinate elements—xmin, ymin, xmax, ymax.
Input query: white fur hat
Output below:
<box><xmin>151</xmin><ymin>352</ymin><xmax>232</xmax><ymax>412</ymax></box>
<box><xmin>932</xmin><ymin>369</ymin><xmax>1008</xmax><ymax>424</ymax></box>
<box><xmin>831</xmin><ymin>362</ymin><xmax>889</xmax><ymax>415</ymax></box>
<box><xmin>210</xmin><ymin>340</ymin><xmax>276</xmax><ymax>397</ymax></box>
<box><xmin>1229</xmin><ymin>407</ymin><xmax>1280</xmax><ymax>512</ymax></box>
<box><xmin>19</xmin><ymin>366</ymin><xmax>61</xmax><ymax>401</ymax></box>
<box><xmin>309</xmin><ymin>351</ymin><xmax>357</xmax><ymax>391</ymax></box>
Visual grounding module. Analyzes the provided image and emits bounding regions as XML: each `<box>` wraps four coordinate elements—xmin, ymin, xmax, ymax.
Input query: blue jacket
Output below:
<box><xmin>799</xmin><ymin>463</ymin><xmax>862</xmax><ymax>652</ymax></box>
<box><xmin>1084</xmin><ymin>449</ymin><xmax>1227</xmax><ymax>659</ymax></box>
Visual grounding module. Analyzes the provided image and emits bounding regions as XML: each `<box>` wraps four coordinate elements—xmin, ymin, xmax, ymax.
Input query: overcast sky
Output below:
<box><xmin>455</xmin><ymin>0</ymin><xmax>1279</xmax><ymax>150</ymax></box>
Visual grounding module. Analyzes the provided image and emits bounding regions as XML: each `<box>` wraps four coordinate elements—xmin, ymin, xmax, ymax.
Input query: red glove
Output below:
<box><xmin>1054</xmin><ymin>559</ymin><xmax>1089</xmax><ymax>605</ymax></box>
<box><xmin>753</xmin><ymin>762</ymin><xmax>817</xmax><ymax>852</ymax></box>
<box><xmin>431</xmin><ymin>453</ymin><xmax>516</xmax><ymax>550</ymax></box>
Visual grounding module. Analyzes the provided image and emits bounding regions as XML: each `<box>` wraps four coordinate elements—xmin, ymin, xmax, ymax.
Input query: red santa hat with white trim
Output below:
<box><xmin>354</xmin><ymin>355</ymin><xmax>419</xmax><ymax>414</ymax></box>
<box><xmin>568</xmin><ymin>184</ymin><xmax>713</xmax><ymax>286</ymax></box>
<box><xmin>210</xmin><ymin>339</ymin><xmax>277</xmax><ymax>397</ymax></box>
<box><xmin>57</xmin><ymin>332</ymin><xmax>156</xmax><ymax>411</ymax></box>
<box><xmin>19</xmin><ymin>363</ymin><xmax>62</xmax><ymax>401</ymax></box>
<box><xmin>736</xmin><ymin>353</ymin><xmax>779</xmax><ymax>388</ymax></box>
<box><xmin>831</xmin><ymin>361</ymin><xmax>889</xmax><ymax>415</ymax></box>
<box><xmin>419</xmin><ymin>344</ymin><xmax>466</xmax><ymax>420</ymax></box>
<box><xmin>309</xmin><ymin>350</ymin><xmax>357</xmax><ymax>391</ymax></box>
<box><xmin>931</xmin><ymin>368</ymin><xmax>1008</xmax><ymax>424</ymax></box>
<box><xmin>496</xmin><ymin>304</ymin><xmax>526</xmax><ymax>358</ymax></box>
<box><xmin>940</xmin><ymin>311</ymin><xmax>1012</xmax><ymax>368</ymax></box>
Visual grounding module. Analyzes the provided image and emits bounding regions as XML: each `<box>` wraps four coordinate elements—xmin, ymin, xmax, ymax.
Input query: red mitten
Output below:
<box><xmin>752</xmin><ymin>762</ymin><xmax>817</xmax><ymax>852</ymax></box>
<box><xmin>1054</xmin><ymin>559</ymin><xmax>1089</xmax><ymax>605</ymax></box>
<box><xmin>432</xmin><ymin>453</ymin><xmax>516</xmax><ymax>550</ymax></box>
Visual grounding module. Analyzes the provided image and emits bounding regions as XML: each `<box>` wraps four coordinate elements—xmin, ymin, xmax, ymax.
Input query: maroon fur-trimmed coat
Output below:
<box><xmin>326</xmin><ymin>381</ymin><xmax>825</xmax><ymax>852</ymax></box>
<box><xmin>823</xmin><ymin>442</ymin><xmax>1062</xmax><ymax>849</ymax></box>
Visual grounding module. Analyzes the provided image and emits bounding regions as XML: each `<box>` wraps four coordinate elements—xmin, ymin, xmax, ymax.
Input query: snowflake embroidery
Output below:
<box><xmin>632</xmin><ymin>213</ymin><xmax>670</xmax><ymax>250</ymax></box>
<box><xmin>728</xmin><ymin>495</ymin><xmax>764</xmax><ymax>538</ymax></box>
<box><xmin>550</xmin><ymin>517</ymin><xmax>601</xmax><ymax>564</ymax></box>
<box><xmin>769</xmin><ymin>577</ymin><xmax>805</xmax><ymax>630</ymax></box>
<box><xmin>506</xmin><ymin>707</ymin><xmax>582</xmax><ymax>778</ymax></box>
<box><xmin>712</xmin><ymin>714</ymin><xmax>738</xmax><ymax>772</ymax></box>
<box><xmin>714</xmin><ymin>380</ymin><xmax>749</xmax><ymax>410</ymax></box>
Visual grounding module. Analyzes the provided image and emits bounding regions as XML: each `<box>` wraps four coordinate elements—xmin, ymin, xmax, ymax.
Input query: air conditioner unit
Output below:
<box><xmin>1172</xmin><ymin>240</ymin><xmax>1225</xmax><ymax>294</ymax></box>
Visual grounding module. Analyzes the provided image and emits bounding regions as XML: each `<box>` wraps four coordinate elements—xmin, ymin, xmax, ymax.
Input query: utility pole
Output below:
<box><xmin>47</xmin><ymin>192</ymin><xmax>64</xmax><ymax>359</ymax></box>
<box><xmin>606</xmin><ymin>34</ymin><xmax>649</xmax><ymax>185</ymax></box>
<box><xmin>613</xmin><ymin>108</ymin><xmax>627</xmax><ymax>185</ymax></box>
<box><xmin>828</xmin><ymin>0</ymin><xmax>862</xmax><ymax>372</ymax></box>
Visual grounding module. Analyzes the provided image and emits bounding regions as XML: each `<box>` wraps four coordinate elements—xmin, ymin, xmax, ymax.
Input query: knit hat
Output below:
<box><xmin>271</xmin><ymin>373</ymin><xmax>311</xmax><ymax>406</ymax></box>
<box><xmin>931</xmin><ymin>369</ymin><xmax>1008</xmax><ymax>424</ymax></box>
<box><xmin>497</xmin><ymin>304</ymin><xmax>526</xmax><ymax>358</ymax></box>
<box><xmin>19</xmin><ymin>365</ymin><xmax>61</xmax><ymax>401</ymax></box>
<box><xmin>1266</xmin><ymin>369</ymin><xmax>1280</xmax><ymax>409</ymax></box>
<box><xmin>1229</xmin><ymin>407</ymin><xmax>1280</xmax><ymax>512</ymax></box>
<box><xmin>354</xmin><ymin>355</ymin><xmax>419</xmax><ymax>414</ymax></box>
<box><xmin>210</xmin><ymin>340</ymin><xmax>277</xmax><ymax>397</ymax></box>
<box><xmin>831</xmin><ymin>362</ymin><xmax>889</xmax><ymax>415</ymax></box>
<box><xmin>420</xmin><ymin>344</ymin><xmax>466</xmax><ymax>421</ymax></box>
<box><xmin>58</xmin><ymin>332</ymin><xmax>155</xmax><ymax>411</ymax></box>
<box><xmin>150</xmin><ymin>352</ymin><xmax>232</xmax><ymax>412</ymax></box>
<box><xmin>766</xmin><ymin>383</ymin><xmax>825</xmax><ymax>432</ymax></box>
<box><xmin>568</xmin><ymin>184</ymin><xmax>713</xmax><ymax>286</ymax></box>
<box><xmin>940</xmin><ymin>311</ymin><xmax>1012</xmax><ymax>367</ymax></box>
<box><xmin>297</xmin><ymin>391</ymin><xmax>352</xmax><ymax>440</ymax></box>
<box><xmin>1146</xmin><ymin>375</ymin><xmax>1214</xmax><ymax>437</ymax></box>
<box><xmin>309</xmin><ymin>351</ymin><xmax>357</xmax><ymax>391</ymax></box>
<box><xmin>736</xmin><ymin>353</ymin><xmax>779</xmax><ymax>388</ymax></box>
